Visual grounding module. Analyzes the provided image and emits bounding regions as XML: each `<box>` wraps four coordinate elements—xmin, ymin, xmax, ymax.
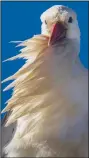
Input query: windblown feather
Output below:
<box><xmin>2</xmin><ymin>35</ymin><xmax>50</xmax><ymax>121</ymax></box>
<box><xmin>2</xmin><ymin>35</ymin><xmax>88</xmax><ymax>157</ymax></box>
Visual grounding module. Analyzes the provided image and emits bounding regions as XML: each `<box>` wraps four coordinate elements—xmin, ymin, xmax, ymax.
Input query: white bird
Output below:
<box><xmin>2</xmin><ymin>5</ymin><xmax>88</xmax><ymax>157</ymax></box>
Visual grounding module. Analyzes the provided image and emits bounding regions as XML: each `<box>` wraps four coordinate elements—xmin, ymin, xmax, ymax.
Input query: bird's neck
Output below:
<box><xmin>47</xmin><ymin>39</ymin><xmax>80</xmax><ymax>86</ymax></box>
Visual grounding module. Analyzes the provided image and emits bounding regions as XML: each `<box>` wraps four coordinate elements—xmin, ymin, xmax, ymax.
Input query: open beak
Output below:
<box><xmin>48</xmin><ymin>22</ymin><xmax>66</xmax><ymax>46</ymax></box>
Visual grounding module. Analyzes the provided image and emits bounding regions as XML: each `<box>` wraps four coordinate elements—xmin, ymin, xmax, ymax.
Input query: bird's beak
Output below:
<box><xmin>48</xmin><ymin>22</ymin><xmax>66</xmax><ymax>46</ymax></box>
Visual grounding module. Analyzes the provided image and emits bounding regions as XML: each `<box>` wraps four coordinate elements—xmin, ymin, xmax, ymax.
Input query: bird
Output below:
<box><xmin>1</xmin><ymin>5</ymin><xmax>88</xmax><ymax>157</ymax></box>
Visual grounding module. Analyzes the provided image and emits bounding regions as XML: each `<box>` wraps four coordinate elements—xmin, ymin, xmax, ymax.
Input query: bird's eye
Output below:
<box><xmin>45</xmin><ymin>20</ymin><xmax>47</xmax><ymax>25</ymax></box>
<box><xmin>68</xmin><ymin>17</ymin><xmax>73</xmax><ymax>23</ymax></box>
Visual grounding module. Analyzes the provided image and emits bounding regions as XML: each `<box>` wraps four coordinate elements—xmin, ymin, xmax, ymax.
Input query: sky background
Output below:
<box><xmin>1</xmin><ymin>1</ymin><xmax>88</xmax><ymax>118</ymax></box>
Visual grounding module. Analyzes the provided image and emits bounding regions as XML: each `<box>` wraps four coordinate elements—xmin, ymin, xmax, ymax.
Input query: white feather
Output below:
<box><xmin>2</xmin><ymin>5</ymin><xmax>88</xmax><ymax>157</ymax></box>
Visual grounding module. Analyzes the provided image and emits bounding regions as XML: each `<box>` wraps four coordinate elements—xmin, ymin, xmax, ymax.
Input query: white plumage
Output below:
<box><xmin>2</xmin><ymin>5</ymin><xmax>88</xmax><ymax>157</ymax></box>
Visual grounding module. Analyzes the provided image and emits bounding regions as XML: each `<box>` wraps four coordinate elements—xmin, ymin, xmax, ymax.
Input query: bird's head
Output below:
<box><xmin>40</xmin><ymin>5</ymin><xmax>80</xmax><ymax>45</ymax></box>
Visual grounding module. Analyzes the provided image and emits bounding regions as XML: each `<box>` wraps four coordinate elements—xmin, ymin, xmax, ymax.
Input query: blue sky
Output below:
<box><xmin>1</xmin><ymin>2</ymin><xmax>88</xmax><ymax>117</ymax></box>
